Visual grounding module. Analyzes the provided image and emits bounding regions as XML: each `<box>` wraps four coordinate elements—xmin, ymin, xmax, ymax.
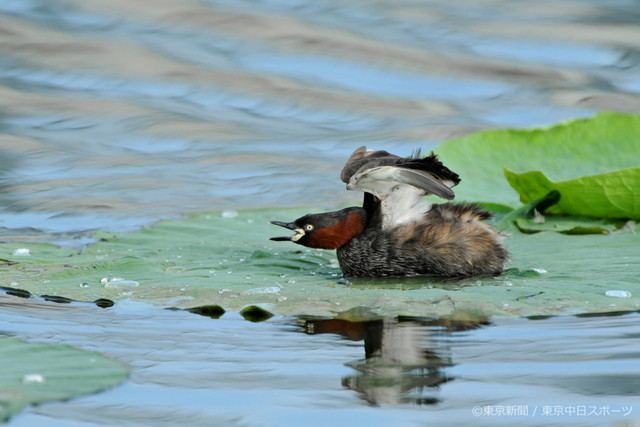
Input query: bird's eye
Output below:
<box><xmin>304</xmin><ymin>224</ymin><xmax>314</xmax><ymax>231</ymax></box>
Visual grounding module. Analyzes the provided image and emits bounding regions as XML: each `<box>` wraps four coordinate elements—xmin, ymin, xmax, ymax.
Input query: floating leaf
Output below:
<box><xmin>495</xmin><ymin>190</ymin><xmax>560</xmax><ymax>231</ymax></box>
<box><xmin>1</xmin><ymin>207</ymin><xmax>639</xmax><ymax>319</ymax></box>
<box><xmin>434</xmin><ymin>112</ymin><xmax>640</xmax><ymax>217</ymax></box>
<box><xmin>514</xmin><ymin>216</ymin><xmax>617</xmax><ymax>235</ymax></box>
<box><xmin>504</xmin><ymin>167</ymin><xmax>640</xmax><ymax>219</ymax></box>
<box><xmin>0</xmin><ymin>338</ymin><xmax>128</xmax><ymax>421</ymax></box>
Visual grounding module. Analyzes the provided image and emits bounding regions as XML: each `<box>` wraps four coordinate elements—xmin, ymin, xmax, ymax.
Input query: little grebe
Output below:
<box><xmin>270</xmin><ymin>146</ymin><xmax>508</xmax><ymax>278</ymax></box>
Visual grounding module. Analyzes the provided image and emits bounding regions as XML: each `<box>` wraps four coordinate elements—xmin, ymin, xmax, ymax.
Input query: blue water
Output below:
<box><xmin>2</xmin><ymin>0</ymin><xmax>636</xmax><ymax>243</ymax></box>
<box><xmin>2</xmin><ymin>296</ymin><xmax>638</xmax><ymax>427</ymax></box>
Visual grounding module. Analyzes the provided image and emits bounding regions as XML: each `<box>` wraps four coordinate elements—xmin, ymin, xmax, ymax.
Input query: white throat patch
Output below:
<box><xmin>291</xmin><ymin>229</ymin><xmax>305</xmax><ymax>242</ymax></box>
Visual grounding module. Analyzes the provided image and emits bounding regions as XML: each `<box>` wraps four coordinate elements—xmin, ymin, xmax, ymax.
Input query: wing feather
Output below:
<box><xmin>347</xmin><ymin>166</ymin><xmax>455</xmax><ymax>200</ymax></box>
<box><xmin>341</xmin><ymin>146</ymin><xmax>461</xmax><ymax>228</ymax></box>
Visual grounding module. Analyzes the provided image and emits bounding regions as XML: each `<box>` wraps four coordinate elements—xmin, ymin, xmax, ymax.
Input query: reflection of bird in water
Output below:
<box><xmin>343</xmin><ymin>318</ymin><xmax>452</xmax><ymax>406</ymax></box>
<box><xmin>271</xmin><ymin>146</ymin><xmax>508</xmax><ymax>278</ymax></box>
<box><xmin>301</xmin><ymin>316</ymin><xmax>491</xmax><ymax>406</ymax></box>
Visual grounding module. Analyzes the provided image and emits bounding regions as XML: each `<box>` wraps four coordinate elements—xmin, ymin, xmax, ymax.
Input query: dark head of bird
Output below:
<box><xmin>270</xmin><ymin>207</ymin><xmax>367</xmax><ymax>250</ymax></box>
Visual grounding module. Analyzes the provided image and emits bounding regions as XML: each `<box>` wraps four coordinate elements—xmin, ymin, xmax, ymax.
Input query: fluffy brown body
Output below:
<box><xmin>336</xmin><ymin>203</ymin><xmax>507</xmax><ymax>278</ymax></box>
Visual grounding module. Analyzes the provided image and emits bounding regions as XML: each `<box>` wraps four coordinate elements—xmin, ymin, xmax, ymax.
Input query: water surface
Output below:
<box><xmin>1</xmin><ymin>0</ymin><xmax>639</xmax><ymax>242</ymax></box>
<box><xmin>2</xmin><ymin>296</ymin><xmax>638</xmax><ymax>426</ymax></box>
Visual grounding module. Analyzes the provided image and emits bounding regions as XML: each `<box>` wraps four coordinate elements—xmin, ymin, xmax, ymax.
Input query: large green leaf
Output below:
<box><xmin>504</xmin><ymin>167</ymin><xmax>640</xmax><ymax>219</ymax></box>
<box><xmin>1</xmin><ymin>208</ymin><xmax>638</xmax><ymax>319</ymax></box>
<box><xmin>0</xmin><ymin>337</ymin><xmax>128</xmax><ymax>421</ymax></box>
<box><xmin>434</xmin><ymin>112</ymin><xmax>640</xmax><ymax>218</ymax></box>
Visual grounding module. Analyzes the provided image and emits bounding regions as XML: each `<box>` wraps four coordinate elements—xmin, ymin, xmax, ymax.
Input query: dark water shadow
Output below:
<box><xmin>0</xmin><ymin>285</ymin><xmax>114</xmax><ymax>309</ymax></box>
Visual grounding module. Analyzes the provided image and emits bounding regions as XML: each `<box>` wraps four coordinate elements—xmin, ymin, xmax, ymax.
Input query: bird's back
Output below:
<box><xmin>337</xmin><ymin>203</ymin><xmax>507</xmax><ymax>278</ymax></box>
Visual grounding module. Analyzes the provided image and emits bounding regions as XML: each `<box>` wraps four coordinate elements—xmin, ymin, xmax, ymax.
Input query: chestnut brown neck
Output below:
<box><xmin>307</xmin><ymin>210</ymin><xmax>366</xmax><ymax>249</ymax></box>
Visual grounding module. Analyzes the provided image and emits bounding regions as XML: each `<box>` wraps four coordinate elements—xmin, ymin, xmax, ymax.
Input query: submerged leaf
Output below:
<box><xmin>240</xmin><ymin>305</ymin><xmax>274</xmax><ymax>322</ymax></box>
<box><xmin>0</xmin><ymin>338</ymin><xmax>128</xmax><ymax>421</ymax></box>
<box><xmin>187</xmin><ymin>305</ymin><xmax>226</xmax><ymax>319</ymax></box>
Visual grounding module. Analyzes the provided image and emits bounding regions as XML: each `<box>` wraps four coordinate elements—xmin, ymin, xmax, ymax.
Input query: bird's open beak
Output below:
<box><xmin>270</xmin><ymin>220</ymin><xmax>304</xmax><ymax>242</ymax></box>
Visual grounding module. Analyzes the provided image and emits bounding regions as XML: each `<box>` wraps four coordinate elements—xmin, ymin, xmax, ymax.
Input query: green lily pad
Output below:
<box><xmin>434</xmin><ymin>112</ymin><xmax>640</xmax><ymax>218</ymax></box>
<box><xmin>504</xmin><ymin>167</ymin><xmax>640</xmax><ymax>219</ymax></box>
<box><xmin>1</xmin><ymin>207</ymin><xmax>638</xmax><ymax>319</ymax></box>
<box><xmin>494</xmin><ymin>190</ymin><xmax>561</xmax><ymax>232</ymax></box>
<box><xmin>514</xmin><ymin>216</ymin><xmax>619</xmax><ymax>235</ymax></box>
<box><xmin>0</xmin><ymin>337</ymin><xmax>128</xmax><ymax>421</ymax></box>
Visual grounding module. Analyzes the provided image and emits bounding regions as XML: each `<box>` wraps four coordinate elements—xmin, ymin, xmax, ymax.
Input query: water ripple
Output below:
<box><xmin>0</xmin><ymin>0</ymin><xmax>638</xmax><ymax>242</ymax></box>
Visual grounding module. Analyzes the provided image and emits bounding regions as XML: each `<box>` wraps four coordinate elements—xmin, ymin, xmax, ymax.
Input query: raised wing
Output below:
<box><xmin>341</xmin><ymin>146</ymin><xmax>461</xmax><ymax>228</ymax></box>
<box><xmin>340</xmin><ymin>146</ymin><xmax>399</xmax><ymax>183</ymax></box>
<box><xmin>347</xmin><ymin>166</ymin><xmax>455</xmax><ymax>200</ymax></box>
